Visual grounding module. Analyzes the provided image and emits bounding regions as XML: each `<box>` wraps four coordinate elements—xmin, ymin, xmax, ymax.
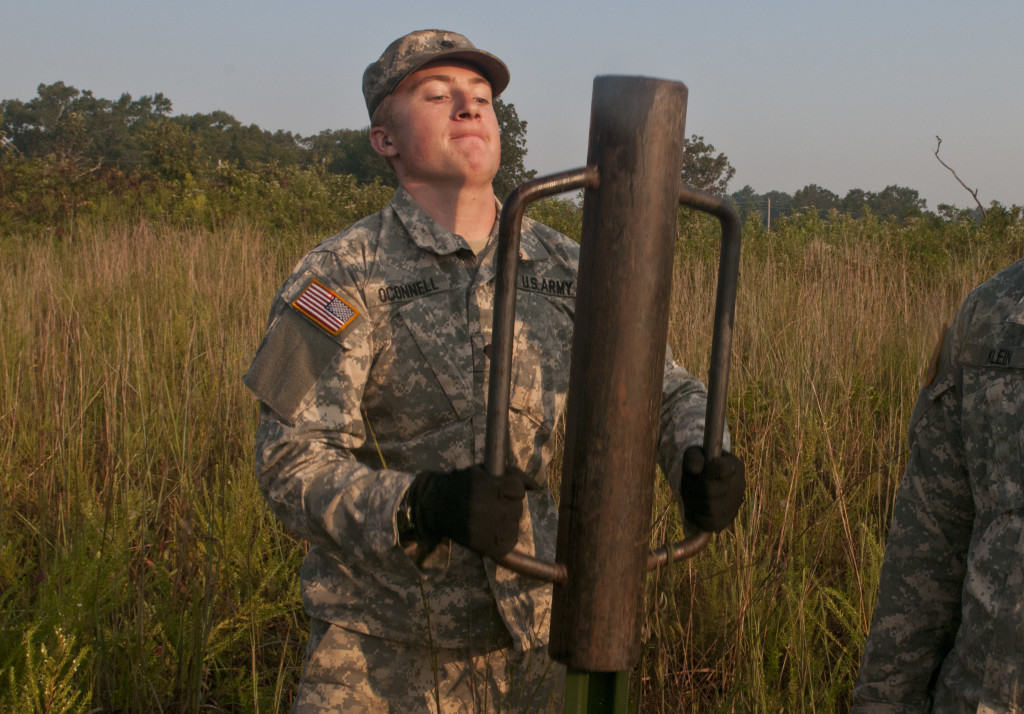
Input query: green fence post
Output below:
<box><xmin>563</xmin><ymin>669</ymin><xmax>631</xmax><ymax>714</ymax></box>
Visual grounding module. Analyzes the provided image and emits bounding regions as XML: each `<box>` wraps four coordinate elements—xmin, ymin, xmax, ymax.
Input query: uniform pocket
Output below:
<box><xmin>397</xmin><ymin>295</ymin><xmax>474</xmax><ymax>420</ymax></box>
<box><xmin>508</xmin><ymin>292</ymin><xmax>574</xmax><ymax>429</ymax></box>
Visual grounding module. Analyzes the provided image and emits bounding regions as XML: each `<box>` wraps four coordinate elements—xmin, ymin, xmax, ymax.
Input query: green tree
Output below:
<box><xmin>682</xmin><ymin>134</ymin><xmax>735</xmax><ymax>195</ymax></box>
<box><xmin>492</xmin><ymin>98</ymin><xmax>536</xmax><ymax>200</ymax></box>
<box><xmin>175</xmin><ymin>111</ymin><xmax>306</xmax><ymax>169</ymax></box>
<box><xmin>868</xmin><ymin>184</ymin><xmax>926</xmax><ymax>222</ymax></box>
<box><xmin>936</xmin><ymin>203</ymin><xmax>975</xmax><ymax>222</ymax></box>
<box><xmin>763</xmin><ymin>190</ymin><xmax>794</xmax><ymax>223</ymax></box>
<box><xmin>1</xmin><ymin>82</ymin><xmax>173</xmax><ymax>171</ymax></box>
<box><xmin>92</xmin><ymin>91</ymin><xmax>173</xmax><ymax>168</ymax></box>
<box><xmin>1</xmin><ymin>82</ymin><xmax>177</xmax><ymax>228</ymax></box>
<box><xmin>730</xmin><ymin>184</ymin><xmax>766</xmax><ymax>225</ymax></box>
<box><xmin>304</xmin><ymin>128</ymin><xmax>394</xmax><ymax>186</ymax></box>
<box><xmin>141</xmin><ymin>121</ymin><xmax>201</xmax><ymax>181</ymax></box>
<box><xmin>2</xmin><ymin>82</ymin><xmax>93</xmax><ymax>170</ymax></box>
<box><xmin>841</xmin><ymin>188</ymin><xmax>872</xmax><ymax>218</ymax></box>
<box><xmin>177</xmin><ymin>110</ymin><xmax>240</xmax><ymax>164</ymax></box>
<box><xmin>978</xmin><ymin>200</ymin><xmax>1022</xmax><ymax>236</ymax></box>
<box><xmin>793</xmin><ymin>184</ymin><xmax>840</xmax><ymax>216</ymax></box>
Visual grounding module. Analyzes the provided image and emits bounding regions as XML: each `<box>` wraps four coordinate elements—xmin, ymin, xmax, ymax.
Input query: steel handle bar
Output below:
<box><xmin>484</xmin><ymin>172</ymin><xmax>741</xmax><ymax>586</ymax></box>
<box><xmin>486</xmin><ymin>168</ymin><xmax>597</xmax><ymax>588</ymax></box>
<box><xmin>485</xmin><ymin>166</ymin><xmax>599</xmax><ymax>480</ymax></box>
<box><xmin>647</xmin><ymin>186</ymin><xmax>741</xmax><ymax>570</ymax></box>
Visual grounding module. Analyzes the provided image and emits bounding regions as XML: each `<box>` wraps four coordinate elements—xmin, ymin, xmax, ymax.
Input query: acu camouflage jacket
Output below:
<box><xmin>244</xmin><ymin>188</ymin><xmax>711</xmax><ymax>652</ymax></box>
<box><xmin>854</xmin><ymin>259</ymin><xmax>1024</xmax><ymax>713</ymax></box>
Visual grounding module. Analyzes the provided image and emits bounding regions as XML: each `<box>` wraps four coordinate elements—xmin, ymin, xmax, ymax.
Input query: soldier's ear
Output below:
<box><xmin>370</xmin><ymin>127</ymin><xmax>398</xmax><ymax>157</ymax></box>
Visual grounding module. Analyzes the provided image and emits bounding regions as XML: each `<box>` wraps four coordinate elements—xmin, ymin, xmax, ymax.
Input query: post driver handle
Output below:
<box><xmin>484</xmin><ymin>172</ymin><xmax>741</xmax><ymax>585</ymax></box>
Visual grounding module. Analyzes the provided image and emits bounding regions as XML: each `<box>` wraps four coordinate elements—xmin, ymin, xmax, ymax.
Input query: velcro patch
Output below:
<box><xmin>962</xmin><ymin>342</ymin><xmax>1024</xmax><ymax>369</ymax></box>
<box><xmin>292</xmin><ymin>279</ymin><xmax>358</xmax><ymax>335</ymax></box>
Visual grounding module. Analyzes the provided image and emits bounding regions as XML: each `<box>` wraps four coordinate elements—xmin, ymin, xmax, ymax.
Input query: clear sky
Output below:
<box><xmin>3</xmin><ymin>0</ymin><xmax>1020</xmax><ymax>210</ymax></box>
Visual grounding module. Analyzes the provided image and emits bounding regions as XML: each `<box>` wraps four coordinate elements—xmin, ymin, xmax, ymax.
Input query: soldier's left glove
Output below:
<box><xmin>680</xmin><ymin>446</ymin><xmax>745</xmax><ymax>532</ymax></box>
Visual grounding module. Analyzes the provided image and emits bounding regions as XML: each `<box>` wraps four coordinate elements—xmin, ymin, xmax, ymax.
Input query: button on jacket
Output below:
<box><xmin>245</xmin><ymin>188</ymin><xmax>712</xmax><ymax>652</ymax></box>
<box><xmin>854</xmin><ymin>259</ymin><xmax>1024</xmax><ymax>713</ymax></box>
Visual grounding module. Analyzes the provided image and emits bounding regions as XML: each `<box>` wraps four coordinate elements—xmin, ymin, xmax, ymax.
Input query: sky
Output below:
<box><xmin>2</xmin><ymin>0</ymin><xmax>1021</xmax><ymax>211</ymax></box>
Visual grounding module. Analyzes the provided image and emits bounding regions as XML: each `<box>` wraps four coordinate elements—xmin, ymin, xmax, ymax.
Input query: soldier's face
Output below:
<box><xmin>381</xmin><ymin>62</ymin><xmax>501</xmax><ymax>190</ymax></box>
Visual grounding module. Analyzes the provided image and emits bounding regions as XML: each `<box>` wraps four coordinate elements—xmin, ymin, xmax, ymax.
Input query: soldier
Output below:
<box><xmin>244</xmin><ymin>29</ymin><xmax>745</xmax><ymax>712</ymax></box>
<box><xmin>853</xmin><ymin>260</ymin><xmax>1024</xmax><ymax>712</ymax></box>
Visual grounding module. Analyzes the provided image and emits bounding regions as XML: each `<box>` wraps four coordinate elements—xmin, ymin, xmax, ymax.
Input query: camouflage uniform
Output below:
<box><xmin>293</xmin><ymin>619</ymin><xmax>561</xmax><ymax>712</ymax></box>
<box><xmin>853</xmin><ymin>259</ymin><xmax>1024</xmax><ymax>713</ymax></box>
<box><xmin>245</xmin><ymin>187</ymin><xmax>712</xmax><ymax>709</ymax></box>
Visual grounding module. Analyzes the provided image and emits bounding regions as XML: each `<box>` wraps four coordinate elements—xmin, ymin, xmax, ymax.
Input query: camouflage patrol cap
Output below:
<box><xmin>363</xmin><ymin>29</ymin><xmax>510</xmax><ymax>119</ymax></box>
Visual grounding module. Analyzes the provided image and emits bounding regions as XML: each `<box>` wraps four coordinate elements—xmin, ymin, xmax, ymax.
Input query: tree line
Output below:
<box><xmin>1</xmin><ymin>82</ymin><xmax>1019</xmax><ymax>237</ymax></box>
<box><xmin>0</xmin><ymin>81</ymin><xmax>537</xmax><ymax>190</ymax></box>
<box><xmin>728</xmin><ymin>182</ymin><xmax>1022</xmax><ymax>228</ymax></box>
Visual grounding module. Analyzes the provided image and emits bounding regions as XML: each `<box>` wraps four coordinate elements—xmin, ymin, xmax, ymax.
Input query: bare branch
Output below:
<box><xmin>934</xmin><ymin>135</ymin><xmax>985</xmax><ymax>217</ymax></box>
<box><xmin>0</xmin><ymin>134</ymin><xmax>22</xmax><ymax>154</ymax></box>
<box><xmin>73</xmin><ymin>157</ymin><xmax>104</xmax><ymax>181</ymax></box>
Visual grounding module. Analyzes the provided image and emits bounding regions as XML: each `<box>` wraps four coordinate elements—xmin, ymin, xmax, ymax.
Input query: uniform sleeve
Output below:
<box><xmin>656</xmin><ymin>345</ymin><xmax>722</xmax><ymax>496</ymax></box>
<box><xmin>245</xmin><ymin>254</ymin><xmax>415</xmax><ymax>558</ymax></box>
<box><xmin>852</xmin><ymin>318</ymin><xmax>974</xmax><ymax>711</ymax></box>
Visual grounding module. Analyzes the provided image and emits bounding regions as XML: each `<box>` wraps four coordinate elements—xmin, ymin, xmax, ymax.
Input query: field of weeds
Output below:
<box><xmin>1</xmin><ymin>209</ymin><xmax>1021</xmax><ymax>712</ymax></box>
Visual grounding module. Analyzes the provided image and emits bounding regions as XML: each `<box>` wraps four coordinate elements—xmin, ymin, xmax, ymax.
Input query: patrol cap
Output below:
<box><xmin>363</xmin><ymin>29</ymin><xmax>510</xmax><ymax>119</ymax></box>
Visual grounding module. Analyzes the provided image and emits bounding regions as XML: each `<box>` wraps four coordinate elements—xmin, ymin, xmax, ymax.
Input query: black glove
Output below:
<box><xmin>680</xmin><ymin>446</ymin><xmax>745</xmax><ymax>532</ymax></box>
<box><xmin>407</xmin><ymin>465</ymin><xmax>526</xmax><ymax>558</ymax></box>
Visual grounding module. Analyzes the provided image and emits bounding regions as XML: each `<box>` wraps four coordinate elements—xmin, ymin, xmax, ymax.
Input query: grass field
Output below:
<box><xmin>1</xmin><ymin>209</ymin><xmax>1020</xmax><ymax>712</ymax></box>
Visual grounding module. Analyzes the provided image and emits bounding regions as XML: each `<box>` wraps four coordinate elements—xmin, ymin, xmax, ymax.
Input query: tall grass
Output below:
<box><xmin>1</xmin><ymin>211</ymin><xmax>1020</xmax><ymax>711</ymax></box>
<box><xmin>638</xmin><ymin>210</ymin><xmax>1021</xmax><ymax>712</ymax></box>
<box><xmin>0</xmin><ymin>221</ymin><xmax>310</xmax><ymax>711</ymax></box>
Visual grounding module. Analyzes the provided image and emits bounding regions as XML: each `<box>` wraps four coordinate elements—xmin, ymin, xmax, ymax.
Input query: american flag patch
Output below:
<box><xmin>292</xmin><ymin>279</ymin><xmax>358</xmax><ymax>335</ymax></box>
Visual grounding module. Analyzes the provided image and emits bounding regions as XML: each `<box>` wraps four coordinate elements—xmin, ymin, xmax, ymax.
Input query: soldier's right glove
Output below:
<box><xmin>407</xmin><ymin>465</ymin><xmax>526</xmax><ymax>559</ymax></box>
<box><xmin>680</xmin><ymin>446</ymin><xmax>745</xmax><ymax>532</ymax></box>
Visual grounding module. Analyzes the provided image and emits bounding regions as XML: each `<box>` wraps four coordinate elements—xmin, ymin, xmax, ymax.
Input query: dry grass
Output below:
<box><xmin>637</xmin><ymin>215</ymin><xmax>1010</xmax><ymax>712</ymax></box>
<box><xmin>1</xmin><ymin>213</ymin><xmax>1018</xmax><ymax>711</ymax></box>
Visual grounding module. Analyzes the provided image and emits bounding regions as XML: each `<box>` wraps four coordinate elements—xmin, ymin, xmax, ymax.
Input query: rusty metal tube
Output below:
<box><xmin>549</xmin><ymin>76</ymin><xmax>689</xmax><ymax>671</ymax></box>
<box><xmin>486</xmin><ymin>167</ymin><xmax>599</xmax><ymax>476</ymax></box>
<box><xmin>486</xmin><ymin>167</ymin><xmax>597</xmax><ymax>584</ymax></box>
<box><xmin>646</xmin><ymin>530</ymin><xmax>712</xmax><ymax>569</ymax></box>
<box><xmin>645</xmin><ymin>186</ymin><xmax>742</xmax><ymax>572</ymax></box>
<box><xmin>678</xmin><ymin>185</ymin><xmax>742</xmax><ymax>461</ymax></box>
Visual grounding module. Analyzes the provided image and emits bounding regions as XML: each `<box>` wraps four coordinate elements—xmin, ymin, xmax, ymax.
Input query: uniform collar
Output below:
<box><xmin>390</xmin><ymin>187</ymin><xmax>465</xmax><ymax>255</ymax></box>
<box><xmin>516</xmin><ymin>215</ymin><xmax>552</xmax><ymax>263</ymax></box>
<box><xmin>390</xmin><ymin>187</ymin><xmax>551</xmax><ymax>263</ymax></box>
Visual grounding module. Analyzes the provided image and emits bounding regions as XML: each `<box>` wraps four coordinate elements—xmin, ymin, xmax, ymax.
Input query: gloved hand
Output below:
<box><xmin>680</xmin><ymin>446</ymin><xmax>745</xmax><ymax>532</ymax></box>
<box><xmin>407</xmin><ymin>465</ymin><xmax>526</xmax><ymax>558</ymax></box>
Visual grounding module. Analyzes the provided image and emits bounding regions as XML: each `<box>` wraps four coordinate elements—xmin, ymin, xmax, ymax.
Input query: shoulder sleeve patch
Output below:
<box><xmin>244</xmin><ymin>276</ymin><xmax>366</xmax><ymax>422</ymax></box>
<box><xmin>291</xmin><ymin>278</ymin><xmax>359</xmax><ymax>335</ymax></box>
<box><xmin>244</xmin><ymin>309</ymin><xmax>346</xmax><ymax>422</ymax></box>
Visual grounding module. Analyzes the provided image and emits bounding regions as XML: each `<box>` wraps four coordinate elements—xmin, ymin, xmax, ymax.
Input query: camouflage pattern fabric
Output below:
<box><xmin>245</xmin><ymin>188</ymin><xmax>711</xmax><ymax>694</ymax></box>
<box><xmin>291</xmin><ymin>619</ymin><xmax>563</xmax><ymax>713</ymax></box>
<box><xmin>362</xmin><ymin>29</ymin><xmax>509</xmax><ymax>119</ymax></box>
<box><xmin>853</xmin><ymin>259</ymin><xmax>1024</xmax><ymax>713</ymax></box>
